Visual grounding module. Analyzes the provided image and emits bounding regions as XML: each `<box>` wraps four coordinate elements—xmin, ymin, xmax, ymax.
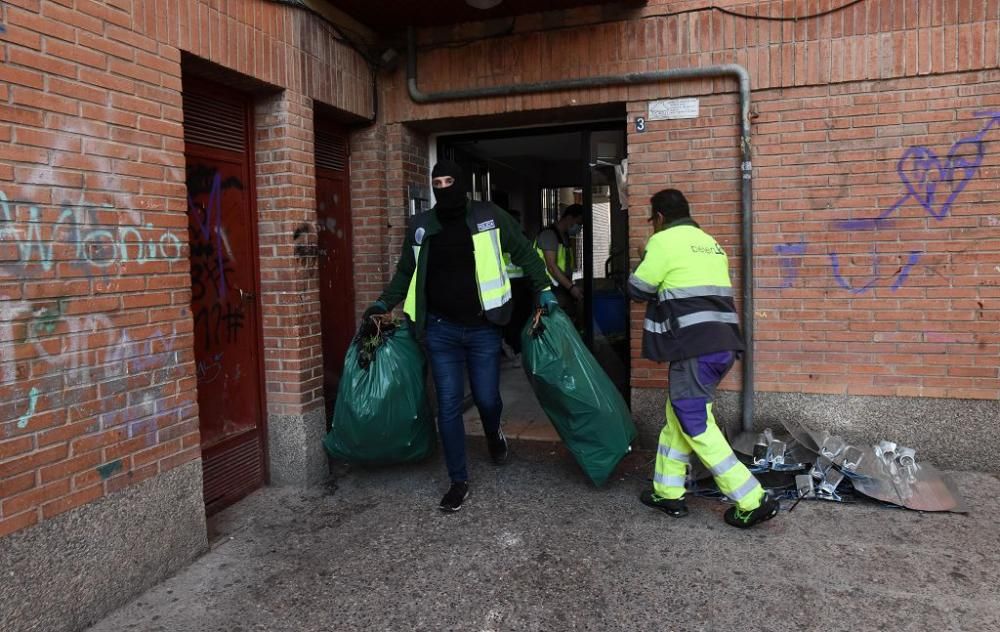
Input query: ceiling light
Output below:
<box><xmin>466</xmin><ymin>0</ymin><xmax>503</xmax><ymax>9</ymax></box>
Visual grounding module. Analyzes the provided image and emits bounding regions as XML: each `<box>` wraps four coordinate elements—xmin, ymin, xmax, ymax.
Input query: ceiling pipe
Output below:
<box><xmin>406</xmin><ymin>27</ymin><xmax>757</xmax><ymax>434</ymax></box>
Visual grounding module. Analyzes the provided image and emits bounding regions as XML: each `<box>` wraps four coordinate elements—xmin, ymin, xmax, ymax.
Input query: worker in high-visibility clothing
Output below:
<box><xmin>534</xmin><ymin>204</ymin><xmax>583</xmax><ymax>324</ymax></box>
<box><xmin>500</xmin><ymin>209</ymin><xmax>533</xmax><ymax>367</ymax></box>
<box><xmin>361</xmin><ymin>160</ymin><xmax>556</xmax><ymax>513</ymax></box>
<box><xmin>628</xmin><ymin>188</ymin><xmax>778</xmax><ymax>528</ymax></box>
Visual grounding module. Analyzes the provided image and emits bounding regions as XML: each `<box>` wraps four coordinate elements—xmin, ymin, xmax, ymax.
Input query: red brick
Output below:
<box><xmin>48</xmin><ymin>77</ymin><xmax>109</xmax><ymax>105</ymax></box>
<box><xmin>37</xmin><ymin>419</ymin><xmax>102</xmax><ymax>448</ymax></box>
<box><xmin>0</xmin><ymin>436</ymin><xmax>35</xmax><ymax>460</ymax></box>
<box><xmin>8</xmin><ymin>47</ymin><xmax>78</xmax><ymax>80</ymax></box>
<box><xmin>77</xmin><ymin>67</ymin><xmax>137</xmax><ymax>94</ymax></box>
<box><xmin>79</xmin><ymin>30</ymin><xmax>136</xmax><ymax>62</ymax></box>
<box><xmin>0</xmin><ymin>63</ymin><xmax>45</xmax><ymax>89</ymax></box>
<box><xmin>41</xmin><ymin>484</ymin><xmax>103</xmax><ymax>519</ymax></box>
<box><xmin>111</xmin><ymin>93</ymin><xmax>162</xmax><ymax>117</ymax></box>
<box><xmin>71</xmin><ymin>429</ymin><xmax>128</xmax><ymax>455</ymax></box>
<box><xmin>38</xmin><ymin>449</ymin><xmax>104</xmax><ymax>484</ymax></box>
<box><xmin>6</xmin><ymin>6</ymin><xmax>75</xmax><ymax>43</ymax></box>
<box><xmin>0</xmin><ymin>444</ymin><xmax>68</xmax><ymax>479</ymax></box>
<box><xmin>3</xmin><ymin>479</ymin><xmax>71</xmax><ymax>515</ymax></box>
<box><xmin>0</xmin><ymin>471</ymin><xmax>36</xmax><ymax>498</ymax></box>
<box><xmin>40</xmin><ymin>0</ymin><xmax>104</xmax><ymax>33</ymax></box>
<box><xmin>0</xmin><ymin>510</ymin><xmax>39</xmax><ymax>538</ymax></box>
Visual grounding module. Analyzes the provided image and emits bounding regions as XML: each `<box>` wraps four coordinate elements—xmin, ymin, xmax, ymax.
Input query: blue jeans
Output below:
<box><xmin>425</xmin><ymin>315</ymin><xmax>503</xmax><ymax>482</ymax></box>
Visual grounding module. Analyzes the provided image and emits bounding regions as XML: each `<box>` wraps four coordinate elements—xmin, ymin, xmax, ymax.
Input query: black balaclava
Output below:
<box><xmin>431</xmin><ymin>160</ymin><xmax>469</xmax><ymax>218</ymax></box>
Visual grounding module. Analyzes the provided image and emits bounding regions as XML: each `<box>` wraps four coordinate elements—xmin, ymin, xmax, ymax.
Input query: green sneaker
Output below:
<box><xmin>724</xmin><ymin>494</ymin><xmax>779</xmax><ymax>529</ymax></box>
<box><xmin>640</xmin><ymin>490</ymin><xmax>688</xmax><ymax>518</ymax></box>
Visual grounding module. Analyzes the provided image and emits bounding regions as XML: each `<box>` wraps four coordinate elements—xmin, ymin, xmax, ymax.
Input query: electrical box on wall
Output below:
<box><xmin>408</xmin><ymin>183</ymin><xmax>431</xmax><ymax>216</ymax></box>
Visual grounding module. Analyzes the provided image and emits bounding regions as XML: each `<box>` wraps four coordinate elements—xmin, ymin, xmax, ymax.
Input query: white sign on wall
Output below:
<box><xmin>648</xmin><ymin>98</ymin><xmax>700</xmax><ymax>120</ymax></box>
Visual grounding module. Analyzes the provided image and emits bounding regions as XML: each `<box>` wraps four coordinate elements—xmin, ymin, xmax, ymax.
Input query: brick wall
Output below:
<box><xmin>391</xmin><ymin>0</ymin><xmax>1000</xmax><ymax>125</ymax></box>
<box><xmin>627</xmin><ymin>73</ymin><xmax>1000</xmax><ymax>400</ymax></box>
<box><xmin>348</xmin><ymin>122</ymin><xmax>388</xmax><ymax>318</ymax></box>
<box><xmin>385</xmin><ymin>123</ymin><xmax>429</xmax><ymax>292</ymax></box>
<box><xmin>384</xmin><ymin>0</ymin><xmax>1000</xmax><ymax>403</ymax></box>
<box><xmin>0</xmin><ymin>0</ymin><xmax>371</xmax><ymax>538</ymax></box>
<box><xmin>255</xmin><ymin>91</ymin><xmax>323</xmax><ymax>415</ymax></box>
<box><xmin>346</xmin><ymin>122</ymin><xmax>429</xmax><ymax>321</ymax></box>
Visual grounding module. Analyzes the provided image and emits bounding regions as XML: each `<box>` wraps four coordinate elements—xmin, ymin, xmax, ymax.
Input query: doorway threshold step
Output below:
<box><xmin>463</xmin><ymin>416</ymin><xmax>561</xmax><ymax>443</ymax></box>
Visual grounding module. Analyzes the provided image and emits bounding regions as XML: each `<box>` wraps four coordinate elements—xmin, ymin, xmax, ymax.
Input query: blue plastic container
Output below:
<box><xmin>592</xmin><ymin>290</ymin><xmax>627</xmax><ymax>335</ymax></box>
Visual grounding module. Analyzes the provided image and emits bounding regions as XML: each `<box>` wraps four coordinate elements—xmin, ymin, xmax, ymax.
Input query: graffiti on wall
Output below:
<box><xmin>293</xmin><ymin>223</ymin><xmax>320</xmax><ymax>267</ymax></box>
<box><xmin>0</xmin><ymin>192</ymin><xmax>184</xmax><ymax>277</ymax></box>
<box><xmin>0</xmin><ymin>180</ymin><xmax>187</xmax><ymax>433</ymax></box>
<box><xmin>775</xmin><ymin>111</ymin><xmax>1000</xmax><ymax>293</ymax></box>
<box><xmin>1</xmin><ymin>294</ymin><xmax>177</xmax><ymax>435</ymax></box>
<box><xmin>193</xmin><ymin>301</ymin><xmax>245</xmax><ymax>351</ymax></box>
<box><xmin>185</xmin><ymin>166</ymin><xmax>246</xmax><ymax>351</ymax></box>
<box><xmin>186</xmin><ymin>166</ymin><xmax>242</xmax><ymax>300</ymax></box>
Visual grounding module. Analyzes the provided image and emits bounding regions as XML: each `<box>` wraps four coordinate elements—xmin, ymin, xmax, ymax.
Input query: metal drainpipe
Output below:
<box><xmin>406</xmin><ymin>27</ymin><xmax>756</xmax><ymax>434</ymax></box>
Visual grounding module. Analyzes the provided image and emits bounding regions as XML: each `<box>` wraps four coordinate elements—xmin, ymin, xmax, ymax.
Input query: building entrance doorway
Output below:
<box><xmin>437</xmin><ymin>121</ymin><xmax>630</xmax><ymax>400</ymax></box>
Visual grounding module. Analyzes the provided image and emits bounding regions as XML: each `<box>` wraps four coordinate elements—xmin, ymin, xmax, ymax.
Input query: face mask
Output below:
<box><xmin>431</xmin><ymin>159</ymin><xmax>470</xmax><ymax>211</ymax></box>
<box><xmin>433</xmin><ymin>184</ymin><xmax>467</xmax><ymax>211</ymax></box>
<box><xmin>568</xmin><ymin>224</ymin><xmax>582</xmax><ymax>236</ymax></box>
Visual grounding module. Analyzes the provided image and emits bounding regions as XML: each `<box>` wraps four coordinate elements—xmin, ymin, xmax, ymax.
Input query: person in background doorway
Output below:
<box><xmin>628</xmin><ymin>188</ymin><xmax>779</xmax><ymax>529</ymax></box>
<box><xmin>534</xmin><ymin>203</ymin><xmax>584</xmax><ymax>323</ymax></box>
<box><xmin>360</xmin><ymin>160</ymin><xmax>556</xmax><ymax>513</ymax></box>
<box><xmin>501</xmin><ymin>209</ymin><xmax>533</xmax><ymax>367</ymax></box>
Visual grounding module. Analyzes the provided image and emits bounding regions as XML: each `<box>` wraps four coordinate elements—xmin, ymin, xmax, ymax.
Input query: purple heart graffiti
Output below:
<box><xmin>814</xmin><ymin>111</ymin><xmax>1000</xmax><ymax>294</ymax></box>
<box><xmin>896</xmin><ymin>136</ymin><xmax>985</xmax><ymax>220</ymax></box>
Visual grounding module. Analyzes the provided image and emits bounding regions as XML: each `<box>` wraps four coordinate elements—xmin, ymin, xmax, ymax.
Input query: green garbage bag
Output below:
<box><xmin>521</xmin><ymin>308</ymin><xmax>637</xmax><ymax>486</ymax></box>
<box><xmin>323</xmin><ymin>320</ymin><xmax>434</xmax><ymax>464</ymax></box>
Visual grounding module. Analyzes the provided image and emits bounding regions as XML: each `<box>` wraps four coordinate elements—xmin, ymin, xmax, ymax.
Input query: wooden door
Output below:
<box><xmin>183</xmin><ymin>79</ymin><xmax>266</xmax><ymax>514</ymax></box>
<box><xmin>314</xmin><ymin>124</ymin><xmax>353</xmax><ymax>420</ymax></box>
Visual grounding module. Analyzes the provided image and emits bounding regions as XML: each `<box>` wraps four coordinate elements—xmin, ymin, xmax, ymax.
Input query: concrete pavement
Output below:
<box><xmin>86</xmin><ymin>441</ymin><xmax>1000</xmax><ymax>632</ymax></box>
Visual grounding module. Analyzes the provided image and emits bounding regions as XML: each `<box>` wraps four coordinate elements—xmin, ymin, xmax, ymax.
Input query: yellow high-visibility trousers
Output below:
<box><xmin>652</xmin><ymin>352</ymin><xmax>764</xmax><ymax>512</ymax></box>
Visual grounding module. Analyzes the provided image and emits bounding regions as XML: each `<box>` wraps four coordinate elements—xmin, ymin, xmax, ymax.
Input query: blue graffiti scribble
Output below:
<box><xmin>188</xmin><ymin>171</ymin><xmax>228</xmax><ymax>298</ymax></box>
<box><xmin>821</xmin><ymin>112</ymin><xmax>1000</xmax><ymax>294</ymax></box>
<box><xmin>774</xmin><ymin>242</ymin><xmax>806</xmax><ymax>288</ymax></box>
<box><xmin>830</xmin><ymin>249</ymin><xmax>922</xmax><ymax>294</ymax></box>
<box><xmin>16</xmin><ymin>387</ymin><xmax>40</xmax><ymax>429</ymax></box>
<box><xmin>890</xmin><ymin>251</ymin><xmax>923</xmax><ymax>291</ymax></box>
<box><xmin>830</xmin><ymin>248</ymin><xmax>879</xmax><ymax>294</ymax></box>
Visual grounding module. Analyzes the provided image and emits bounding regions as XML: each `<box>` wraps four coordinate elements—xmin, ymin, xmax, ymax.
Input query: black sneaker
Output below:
<box><xmin>439</xmin><ymin>481</ymin><xmax>469</xmax><ymax>512</ymax></box>
<box><xmin>724</xmin><ymin>494</ymin><xmax>779</xmax><ymax>529</ymax></box>
<box><xmin>486</xmin><ymin>428</ymin><xmax>509</xmax><ymax>465</ymax></box>
<box><xmin>640</xmin><ymin>490</ymin><xmax>689</xmax><ymax>518</ymax></box>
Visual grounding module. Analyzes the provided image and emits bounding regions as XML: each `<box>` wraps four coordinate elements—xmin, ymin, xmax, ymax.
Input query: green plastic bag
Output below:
<box><xmin>521</xmin><ymin>308</ymin><xmax>637</xmax><ymax>486</ymax></box>
<box><xmin>323</xmin><ymin>321</ymin><xmax>434</xmax><ymax>464</ymax></box>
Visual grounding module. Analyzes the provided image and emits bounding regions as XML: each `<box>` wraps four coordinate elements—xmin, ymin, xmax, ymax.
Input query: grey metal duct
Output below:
<box><xmin>406</xmin><ymin>27</ymin><xmax>756</xmax><ymax>433</ymax></box>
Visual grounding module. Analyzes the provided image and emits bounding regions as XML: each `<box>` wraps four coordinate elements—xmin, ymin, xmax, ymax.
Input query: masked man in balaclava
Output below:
<box><xmin>362</xmin><ymin>160</ymin><xmax>557</xmax><ymax>512</ymax></box>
